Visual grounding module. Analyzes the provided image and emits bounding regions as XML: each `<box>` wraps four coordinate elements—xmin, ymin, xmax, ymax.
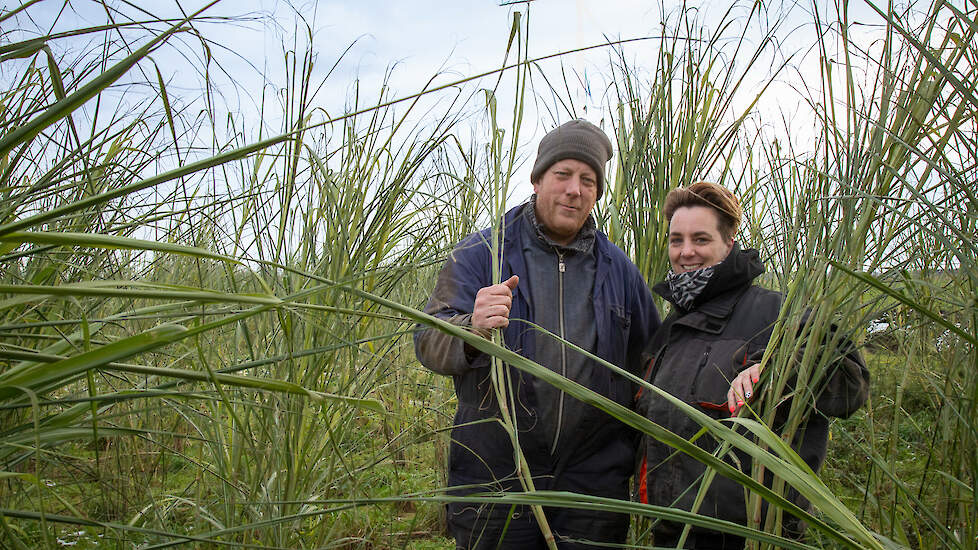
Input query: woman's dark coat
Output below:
<box><xmin>637</xmin><ymin>244</ymin><xmax>870</xmax><ymax>543</ymax></box>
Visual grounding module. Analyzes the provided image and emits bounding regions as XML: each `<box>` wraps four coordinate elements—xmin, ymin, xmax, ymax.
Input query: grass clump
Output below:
<box><xmin>1</xmin><ymin>1</ymin><xmax>976</xmax><ymax>548</ymax></box>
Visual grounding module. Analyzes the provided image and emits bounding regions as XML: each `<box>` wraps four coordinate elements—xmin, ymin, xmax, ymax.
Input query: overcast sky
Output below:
<box><xmin>7</xmin><ymin>0</ymin><xmax>886</xmax><ymax>199</ymax></box>
<box><xmin>177</xmin><ymin>0</ymin><xmax>713</xmax><ymax>132</ymax></box>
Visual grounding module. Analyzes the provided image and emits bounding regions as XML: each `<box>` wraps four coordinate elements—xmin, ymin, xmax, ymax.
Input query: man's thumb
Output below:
<box><xmin>504</xmin><ymin>275</ymin><xmax>519</xmax><ymax>290</ymax></box>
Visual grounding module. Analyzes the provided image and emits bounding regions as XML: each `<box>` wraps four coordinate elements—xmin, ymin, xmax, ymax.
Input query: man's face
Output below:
<box><xmin>532</xmin><ymin>159</ymin><xmax>598</xmax><ymax>246</ymax></box>
<box><xmin>668</xmin><ymin>205</ymin><xmax>733</xmax><ymax>273</ymax></box>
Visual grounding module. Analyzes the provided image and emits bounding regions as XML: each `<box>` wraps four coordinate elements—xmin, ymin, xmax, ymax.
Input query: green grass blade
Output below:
<box><xmin>0</xmin><ymin>323</ymin><xmax>187</xmax><ymax>400</ymax></box>
<box><xmin>0</xmin><ymin>1</ymin><xmax>220</xmax><ymax>159</ymax></box>
<box><xmin>0</xmin><ymin>231</ymin><xmax>242</xmax><ymax>264</ymax></box>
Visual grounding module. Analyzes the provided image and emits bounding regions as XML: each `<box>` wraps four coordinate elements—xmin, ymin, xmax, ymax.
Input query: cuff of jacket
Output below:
<box><xmin>414</xmin><ymin>314</ymin><xmax>486</xmax><ymax>376</ymax></box>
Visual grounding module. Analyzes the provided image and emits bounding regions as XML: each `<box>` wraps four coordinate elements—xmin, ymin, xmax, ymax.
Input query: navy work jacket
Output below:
<box><xmin>415</xmin><ymin>203</ymin><xmax>660</xmax><ymax>491</ymax></box>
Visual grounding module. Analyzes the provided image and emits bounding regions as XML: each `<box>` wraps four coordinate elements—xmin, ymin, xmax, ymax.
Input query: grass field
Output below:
<box><xmin>1</xmin><ymin>1</ymin><xmax>976</xmax><ymax>548</ymax></box>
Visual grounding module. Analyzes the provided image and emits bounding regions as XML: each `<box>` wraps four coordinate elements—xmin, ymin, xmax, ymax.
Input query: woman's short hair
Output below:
<box><xmin>663</xmin><ymin>181</ymin><xmax>742</xmax><ymax>241</ymax></box>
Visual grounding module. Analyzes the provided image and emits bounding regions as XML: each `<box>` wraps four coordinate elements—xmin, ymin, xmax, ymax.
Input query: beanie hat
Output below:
<box><xmin>530</xmin><ymin>119</ymin><xmax>614</xmax><ymax>198</ymax></box>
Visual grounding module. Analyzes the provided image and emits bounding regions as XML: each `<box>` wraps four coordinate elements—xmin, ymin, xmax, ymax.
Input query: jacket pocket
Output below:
<box><xmin>608</xmin><ymin>304</ymin><xmax>632</xmax><ymax>357</ymax></box>
<box><xmin>607</xmin><ymin>304</ymin><xmax>633</xmax><ymax>404</ymax></box>
<box><xmin>448</xmin><ymin>402</ymin><xmax>515</xmax><ymax>484</ymax></box>
<box><xmin>610</xmin><ymin>304</ymin><xmax>631</xmax><ymax>330</ymax></box>
<box><xmin>688</xmin><ymin>343</ymin><xmax>714</xmax><ymax>400</ymax></box>
<box><xmin>690</xmin><ymin>341</ymin><xmax>748</xmax><ymax>409</ymax></box>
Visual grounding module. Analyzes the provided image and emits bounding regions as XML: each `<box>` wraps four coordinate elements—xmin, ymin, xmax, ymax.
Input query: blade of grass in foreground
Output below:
<box><xmin>131</xmin><ymin>492</ymin><xmax>823</xmax><ymax>550</ymax></box>
<box><xmin>336</xmin><ymin>281</ymin><xmax>887</xmax><ymax>549</ymax></box>
<box><xmin>0</xmin><ymin>324</ymin><xmax>188</xmax><ymax>400</ymax></box>
<box><xmin>0</xmin><ymin>1</ymin><xmax>221</xmax><ymax>159</ymax></box>
<box><xmin>0</xmin><ymin>231</ymin><xmax>242</xmax><ymax>264</ymax></box>
<box><xmin>0</xmin><ymin>301</ymin><xmax>385</xmax><ymax>412</ymax></box>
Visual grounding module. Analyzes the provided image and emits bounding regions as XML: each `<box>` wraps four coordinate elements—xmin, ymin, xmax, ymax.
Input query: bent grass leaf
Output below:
<box><xmin>828</xmin><ymin>260</ymin><xmax>977</xmax><ymax>347</ymax></box>
<box><xmin>0</xmin><ymin>1</ymin><xmax>220</xmax><ymax>159</ymax></box>
<box><xmin>727</xmin><ymin>416</ymin><xmax>818</xmax><ymax>475</ymax></box>
<box><xmin>0</xmin><ymin>310</ymin><xmax>385</xmax><ymax>412</ymax></box>
<box><xmin>336</xmin><ymin>283</ymin><xmax>887</xmax><ymax>549</ymax></box>
<box><xmin>99</xmin><ymin>363</ymin><xmax>385</xmax><ymax>413</ymax></box>
<box><xmin>2</xmin><ymin>427</ymin><xmax>146</xmax><ymax>455</ymax></box>
<box><xmin>0</xmin><ymin>231</ymin><xmax>242</xmax><ymax>264</ymax></box>
<box><xmin>0</xmin><ymin>508</ymin><xmax>227</xmax><ymax>547</ymax></box>
<box><xmin>0</xmin><ymin>127</ymin><xmax>296</xmax><ymax>238</ymax></box>
<box><xmin>137</xmin><ymin>492</ymin><xmax>821</xmax><ymax>550</ymax></box>
<box><xmin>0</xmin><ymin>324</ymin><xmax>188</xmax><ymax>400</ymax></box>
<box><xmin>0</xmin><ymin>282</ymin><xmax>281</xmax><ymax>313</ymax></box>
<box><xmin>0</xmin><ymin>41</ymin><xmax>45</xmax><ymax>63</ymax></box>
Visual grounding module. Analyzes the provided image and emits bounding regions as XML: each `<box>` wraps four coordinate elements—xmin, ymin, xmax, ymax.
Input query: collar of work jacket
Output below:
<box><xmin>492</xmin><ymin>202</ymin><xmax>635</xmax><ymax>367</ymax></box>
<box><xmin>652</xmin><ymin>243</ymin><xmax>766</xmax><ymax>334</ymax></box>
<box><xmin>502</xmin><ymin>202</ymin><xmax>613</xmax><ymax>316</ymax></box>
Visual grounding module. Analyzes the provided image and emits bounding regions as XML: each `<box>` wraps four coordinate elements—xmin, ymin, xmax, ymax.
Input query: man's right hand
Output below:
<box><xmin>471</xmin><ymin>275</ymin><xmax>519</xmax><ymax>332</ymax></box>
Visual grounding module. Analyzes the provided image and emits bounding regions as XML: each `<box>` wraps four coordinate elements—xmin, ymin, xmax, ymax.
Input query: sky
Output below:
<box><xmin>5</xmin><ymin>0</ymin><xmax>889</xmax><ymax>200</ymax></box>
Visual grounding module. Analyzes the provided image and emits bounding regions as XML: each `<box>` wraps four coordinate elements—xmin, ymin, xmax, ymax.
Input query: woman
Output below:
<box><xmin>635</xmin><ymin>181</ymin><xmax>870</xmax><ymax>549</ymax></box>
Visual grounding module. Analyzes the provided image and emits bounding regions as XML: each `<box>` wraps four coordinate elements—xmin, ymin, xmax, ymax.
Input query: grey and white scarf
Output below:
<box><xmin>666</xmin><ymin>265</ymin><xmax>716</xmax><ymax>310</ymax></box>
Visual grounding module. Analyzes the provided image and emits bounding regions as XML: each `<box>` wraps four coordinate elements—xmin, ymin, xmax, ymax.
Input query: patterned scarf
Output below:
<box><xmin>666</xmin><ymin>265</ymin><xmax>716</xmax><ymax>310</ymax></box>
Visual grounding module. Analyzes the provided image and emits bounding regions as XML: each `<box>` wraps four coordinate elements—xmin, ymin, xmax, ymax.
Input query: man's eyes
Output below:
<box><xmin>552</xmin><ymin>170</ymin><xmax>596</xmax><ymax>185</ymax></box>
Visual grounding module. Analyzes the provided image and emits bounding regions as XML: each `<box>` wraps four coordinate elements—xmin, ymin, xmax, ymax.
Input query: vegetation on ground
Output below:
<box><xmin>1</xmin><ymin>0</ymin><xmax>975</xmax><ymax>548</ymax></box>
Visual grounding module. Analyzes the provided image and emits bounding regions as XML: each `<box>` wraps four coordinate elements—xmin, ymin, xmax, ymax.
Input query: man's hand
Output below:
<box><xmin>727</xmin><ymin>364</ymin><xmax>761</xmax><ymax>414</ymax></box>
<box><xmin>471</xmin><ymin>275</ymin><xmax>519</xmax><ymax>333</ymax></box>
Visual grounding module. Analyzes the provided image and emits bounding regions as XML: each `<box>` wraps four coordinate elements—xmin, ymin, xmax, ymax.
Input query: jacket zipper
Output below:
<box><xmin>551</xmin><ymin>250</ymin><xmax>566</xmax><ymax>454</ymax></box>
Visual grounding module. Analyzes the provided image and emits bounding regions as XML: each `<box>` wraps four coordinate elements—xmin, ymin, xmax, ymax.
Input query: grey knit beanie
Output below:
<box><xmin>530</xmin><ymin>119</ymin><xmax>614</xmax><ymax>198</ymax></box>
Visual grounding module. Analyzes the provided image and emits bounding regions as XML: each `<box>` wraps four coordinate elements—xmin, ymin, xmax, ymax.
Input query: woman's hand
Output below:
<box><xmin>727</xmin><ymin>364</ymin><xmax>761</xmax><ymax>414</ymax></box>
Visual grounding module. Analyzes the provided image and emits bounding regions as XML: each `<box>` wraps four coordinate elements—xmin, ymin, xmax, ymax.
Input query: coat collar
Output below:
<box><xmin>654</xmin><ymin>243</ymin><xmax>765</xmax><ymax>334</ymax></box>
<box><xmin>501</xmin><ymin>202</ymin><xmax>611</xmax><ymax>310</ymax></box>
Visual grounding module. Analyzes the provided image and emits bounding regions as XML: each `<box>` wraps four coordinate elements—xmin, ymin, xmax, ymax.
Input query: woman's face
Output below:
<box><xmin>668</xmin><ymin>205</ymin><xmax>734</xmax><ymax>273</ymax></box>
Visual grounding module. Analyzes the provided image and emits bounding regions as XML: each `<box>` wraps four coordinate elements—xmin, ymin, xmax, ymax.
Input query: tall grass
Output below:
<box><xmin>605</xmin><ymin>1</ymin><xmax>790</xmax><ymax>286</ymax></box>
<box><xmin>0</xmin><ymin>0</ymin><xmax>975</xmax><ymax>548</ymax></box>
<box><xmin>745</xmin><ymin>3</ymin><xmax>978</xmax><ymax>546</ymax></box>
<box><xmin>0</xmin><ymin>3</ymin><xmax>462</xmax><ymax>546</ymax></box>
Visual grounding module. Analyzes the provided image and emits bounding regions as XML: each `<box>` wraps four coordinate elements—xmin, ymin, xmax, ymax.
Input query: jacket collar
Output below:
<box><xmin>654</xmin><ymin>243</ymin><xmax>765</xmax><ymax>333</ymax></box>
<box><xmin>501</xmin><ymin>202</ymin><xmax>611</xmax><ymax>310</ymax></box>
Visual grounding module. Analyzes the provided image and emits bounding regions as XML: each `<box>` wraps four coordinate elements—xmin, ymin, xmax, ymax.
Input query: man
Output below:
<box><xmin>415</xmin><ymin>119</ymin><xmax>660</xmax><ymax>549</ymax></box>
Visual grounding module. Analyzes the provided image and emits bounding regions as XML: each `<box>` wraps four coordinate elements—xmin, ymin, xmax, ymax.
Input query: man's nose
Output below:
<box><xmin>565</xmin><ymin>175</ymin><xmax>582</xmax><ymax>195</ymax></box>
